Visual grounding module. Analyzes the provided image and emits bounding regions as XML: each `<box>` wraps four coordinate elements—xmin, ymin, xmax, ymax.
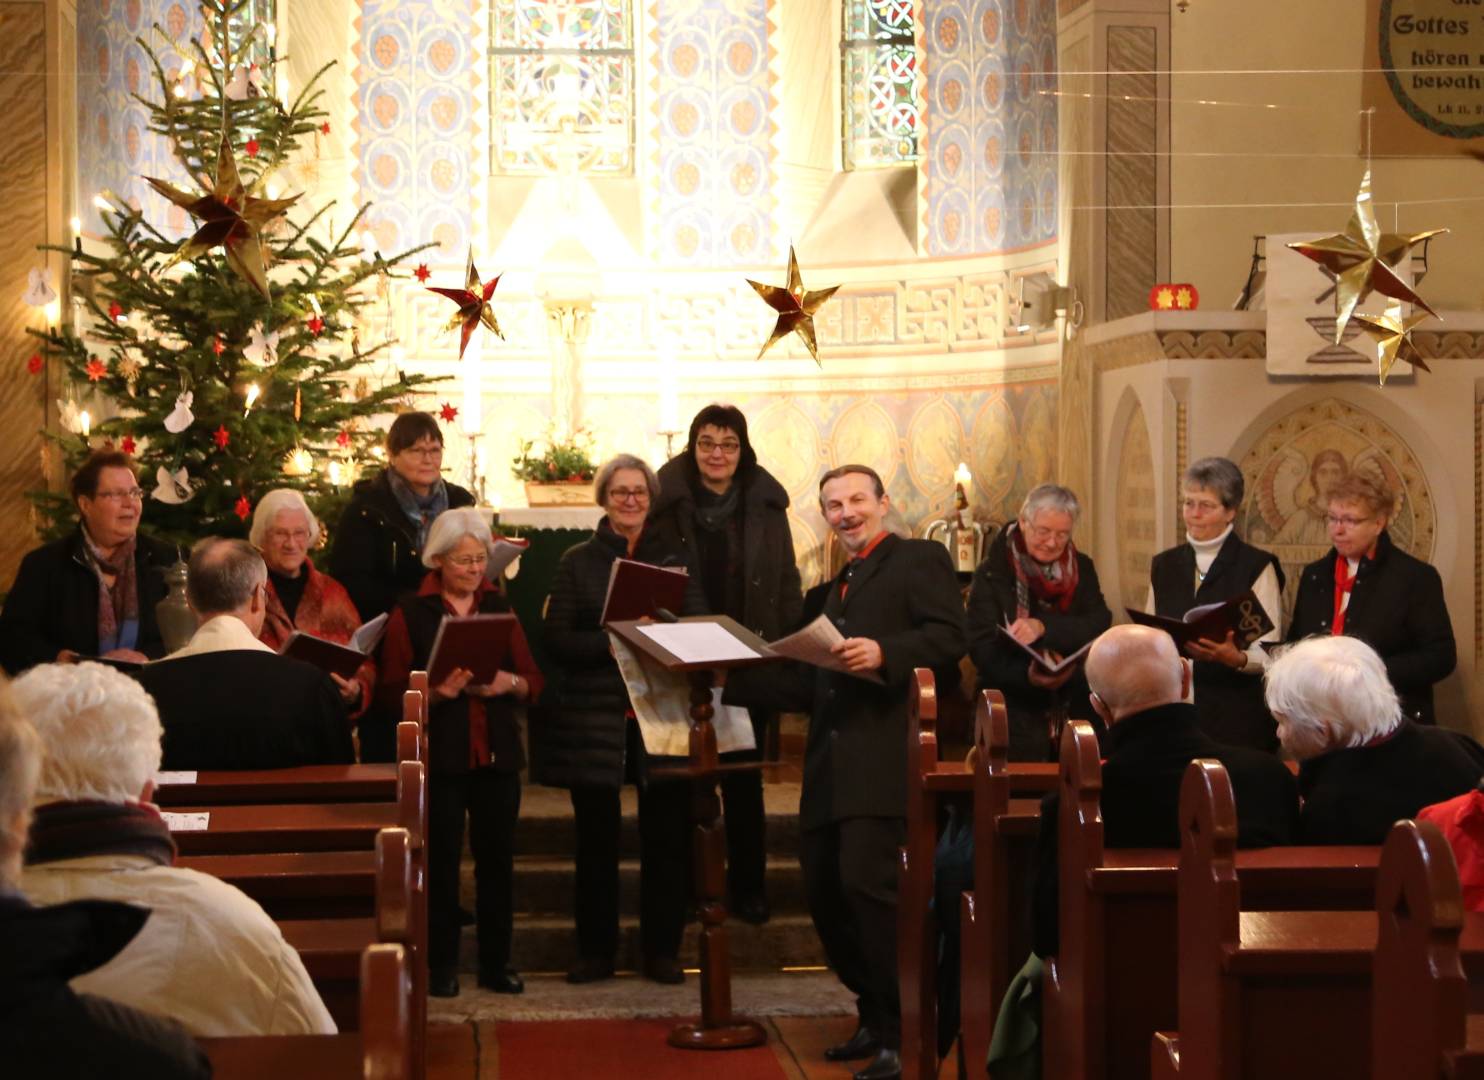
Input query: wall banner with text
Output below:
<box><xmin>1363</xmin><ymin>0</ymin><xmax>1484</xmax><ymax>156</ymax></box>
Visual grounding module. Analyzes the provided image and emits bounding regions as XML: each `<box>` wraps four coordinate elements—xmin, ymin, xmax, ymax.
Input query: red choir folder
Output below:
<box><xmin>426</xmin><ymin>613</ymin><xmax>517</xmax><ymax>686</ymax></box>
<box><xmin>600</xmin><ymin>558</ymin><xmax>690</xmax><ymax>627</ymax></box>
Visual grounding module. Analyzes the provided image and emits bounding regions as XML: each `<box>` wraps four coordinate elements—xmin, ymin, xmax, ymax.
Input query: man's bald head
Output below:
<box><xmin>1084</xmin><ymin>625</ymin><xmax>1187</xmax><ymax>723</ymax></box>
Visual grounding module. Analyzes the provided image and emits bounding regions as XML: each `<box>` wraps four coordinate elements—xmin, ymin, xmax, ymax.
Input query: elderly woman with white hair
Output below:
<box><xmin>250</xmin><ymin>488</ymin><xmax>373</xmax><ymax>720</ymax></box>
<box><xmin>13</xmin><ymin>661</ymin><xmax>335</xmax><ymax>1038</ymax></box>
<box><xmin>374</xmin><ymin>506</ymin><xmax>544</xmax><ymax>999</ymax></box>
<box><xmin>967</xmin><ymin>483</ymin><xmax>1112</xmax><ymax>761</ymax></box>
<box><xmin>0</xmin><ymin>684</ymin><xmax>212</xmax><ymax>1077</ymax></box>
<box><xmin>1265</xmin><ymin>635</ymin><xmax>1484</xmax><ymax>844</ymax></box>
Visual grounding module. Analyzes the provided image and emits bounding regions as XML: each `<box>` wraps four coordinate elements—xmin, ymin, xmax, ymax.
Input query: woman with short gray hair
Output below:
<box><xmin>1145</xmin><ymin>455</ymin><xmax>1284</xmax><ymax>751</ymax></box>
<box><xmin>967</xmin><ymin>482</ymin><xmax>1111</xmax><ymax>761</ymax></box>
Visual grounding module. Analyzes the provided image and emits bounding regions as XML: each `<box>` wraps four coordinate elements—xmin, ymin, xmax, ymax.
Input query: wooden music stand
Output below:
<box><xmin>606</xmin><ymin>614</ymin><xmax>777</xmax><ymax>1050</ymax></box>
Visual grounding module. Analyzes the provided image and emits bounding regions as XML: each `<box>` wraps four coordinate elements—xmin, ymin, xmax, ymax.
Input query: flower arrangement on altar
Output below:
<box><xmin>512</xmin><ymin>428</ymin><xmax>598</xmax><ymax>505</ymax></box>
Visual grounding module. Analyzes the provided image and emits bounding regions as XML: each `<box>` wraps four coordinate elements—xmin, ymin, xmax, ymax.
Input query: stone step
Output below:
<box><xmin>462</xmin><ymin>913</ymin><xmax>828</xmax><ymax>975</ymax></box>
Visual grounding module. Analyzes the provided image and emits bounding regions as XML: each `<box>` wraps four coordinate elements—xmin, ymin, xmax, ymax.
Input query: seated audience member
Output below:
<box><xmin>0</xmin><ymin>450</ymin><xmax>176</xmax><ymax>675</ymax></box>
<box><xmin>1417</xmin><ymin>782</ymin><xmax>1484</xmax><ymax>912</ymax></box>
<box><xmin>1266</xmin><ymin>635</ymin><xmax>1484</xmax><ymax>845</ymax></box>
<box><xmin>0</xmin><ymin>682</ymin><xmax>210</xmax><ymax>1079</ymax></box>
<box><xmin>15</xmin><ymin>661</ymin><xmax>335</xmax><ymax>1038</ymax></box>
<box><xmin>135</xmin><ymin>537</ymin><xmax>352</xmax><ymax>770</ymax></box>
<box><xmin>1032</xmin><ymin>624</ymin><xmax>1298</xmax><ymax>957</ymax></box>
<box><xmin>251</xmin><ymin>488</ymin><xmax>374</xmax><ymax>719</ymax></box>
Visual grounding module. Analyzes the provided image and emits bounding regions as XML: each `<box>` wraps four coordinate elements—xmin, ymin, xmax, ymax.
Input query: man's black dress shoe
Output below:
<box><xmin>429</xmin><ymin>971</ymin><xmax>460</xmax><ymax>998</ymax></box>
<box><xmin>565</xmin><ymin>956</ymin><xmax>615</xmax><ymax>984</ymax></box>
<box><xmin>824</xmin><ymin>1025</ymin><xmax>880</xmax><ymax>1062</ymax></box>
<box><xmin>642</xmin><ymin>955</ymin><xmax>685</xmax><ymax>984</ymax></box>
<box><xmin>730</xmin><ymin>894</ymin><xmax>771</xmax><ymax>925</ymax></box>
<box><xmin>852</xmin><ymin>1047</ymin><xmax>902</xmax><ymax>1080</ymax></box>
<box><xmin>477</xmin><ymin>967</ymin><xmax>524</xmax><ymax>994</ymax></box>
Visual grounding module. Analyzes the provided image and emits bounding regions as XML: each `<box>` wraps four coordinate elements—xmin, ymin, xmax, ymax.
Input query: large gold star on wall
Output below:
<box><xmin>1349</xmin><ymin>301</ymin><xmax>1432</xmax><ymax>386</ymax></box>
<box><xmin>427</xmin><ymin>250</ymin><xmax>504</xmax><ymax>359</ymax></box>
<box><xmin>145</xmin><ymin>134</ymin><xmax>299</xmax><ymax>300</ymax></box>
<box><xmin>1286</xmin><ymin>168</ymin><xmax>1445</xmax><ymax>345</ymax></box>
<box><xmin>745</xmin><ymin>247</ymin><xmax>840</xmax><ymax>365</ymax></box>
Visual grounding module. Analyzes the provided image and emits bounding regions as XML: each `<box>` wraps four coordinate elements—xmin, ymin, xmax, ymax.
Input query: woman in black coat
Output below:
<box><xmin>1146</xmin><ymin>457</ymin><xmax>1284</xmax><ymax>751</ymax></box>
<box><xmin>375</xmin><ymin>508</ymin><xmax>543</xmax><ymax>999</ymax></box>
<box><xmin>645</xmin><ymin>404</ymin><xmax>802</xmax><ymax>924</ymax></box>
<box><xmin>537</xmin><ymin>454</ymin><xmax>705</xmax><ymax>986</ymax></box>
<box><xmin>329</xmin><ymin>411</ymin><xmax>475</xmax><ymax>626</ymax></box>
<box><xmin>967</xmin><ymin>484</ymin><xmax>1111</xmax><ymax>761</ymax></box>
<box><xmin>1285</xmin><ymin>470</ymin><xmax>1456</xmax><ymax>725</ymax></box>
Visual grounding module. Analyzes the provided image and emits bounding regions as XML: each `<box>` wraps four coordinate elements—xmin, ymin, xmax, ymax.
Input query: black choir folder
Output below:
<box><xmin>1126</xmin><ymin>589</ymin><xmax>1274</xmax><ymax>650</ymax></box>
<box><xmin>600</xmin><ymin>558</ymin><xmax>689</xmax><ymax>626</ymax></box>
<box><xmin>426</xmin><ymin>613</ymin><xmax>516</xmax><ymax>686</ymax></box>
<box><xmin>279</xmin><ymin>612</ymin><xmax>389</xmax><ymax>680</ymax></box>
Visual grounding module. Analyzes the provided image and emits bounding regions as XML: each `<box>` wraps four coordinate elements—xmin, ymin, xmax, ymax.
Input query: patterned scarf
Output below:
<box><xmin>387</xmin><ymin>467</ymin><xmax>449</xmax><ymax>551</ymax></box>
<box><xmin>25</xmin><ymin>800</ymin><xmax>177</xmax><ymax>868</ymax></box>
<box><xmin>81</xmin><ymin>529</ymin><xmax>139</xmax><ymax>654</ymax></box>
<box><xmin>1006</xmin><ymin>520</ymin><xmax>1080</xmax><ymax>618</ymax></box>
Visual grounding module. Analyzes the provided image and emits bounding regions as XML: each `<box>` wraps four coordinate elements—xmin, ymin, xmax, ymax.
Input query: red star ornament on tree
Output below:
<box><xmin>438</xmin><ymin>401</ymin><xmax>459</xmax><ymax>424</ymax></box>
<box><xmin>335</xmin><ymin>428</ymin><xmax>351</xmax><ymax>448</ymax></box>
<box><xmin>307</xmin><ymin>315</ymin><xmax>324</xmax><ymax>336</ymax></box>
<box><xmin>427</xmin><ymin>249</ymin><xmax>504</xmax><ymax>359</ymax></box>
<box><xmin>414</xmin><ymin>263</ymin><xmax>431</xmax><ymax>283</ymax></box>
<box><xmin>144</xmin><ymin>133</ymin><xmax>300</xmax><ymax>300</ymax></box>
<box><xmin>211</xmin><ymin>335</ymin><xmax>225</xmax><ymax>356</ymax></box>
<box><xmin>121</xmin><ymin>435</ymin><xmax>137</xmax><ymax>455</ymax></box>
<box><xmin>245</xmin><ymin>138</ymin><xmax>260</xmax><ymax>158</ymax></box>
<box><xmin>107</xmin><ymin>300</ymin><xmax>124</xmax><ymax>321</ymax></box>
<box><xmin>745</xmin><ymin>246</ymin><xmax>840</xmax><ymax>365</ymax></box>
<box><xmin>213</xmin><ymin>424</ymin><xmax>230</xmax><ymax>450</ymax></box>
<box><xmin>320</xmin><ymin>122</ymin><xmax>331</xmax><ymax>135</ymax></box>
<box><xmin>85</xmin><ymin>357</ymin><xmax>107</xmax><ymax>382</ymax></box>
<box><xmin>234</xmin><ymin>495</ymin><xmax>251</xmax><ymax>521</ymax></box>
<box><xmin>26</xmin><ymin>353</ymin><xmax>42</xmax><ymax>375</ymax></box>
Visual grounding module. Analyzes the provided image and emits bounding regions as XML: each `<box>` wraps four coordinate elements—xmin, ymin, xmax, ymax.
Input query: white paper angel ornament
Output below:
<box><xmin>23</xmin><ymin>267</ymin><xmax>56</xmax><ymax>308</ymax></box>
<box><xmin>244</xmin><ymin>324</ymin><xmax>279</xmax><ymax>366</ymax></box>
<box><xmin>163</xmin><ymin>392</ymin><xmax>195</xmax><ymax>434</ymax></box>
<box><xmin>151</xmin><ymin>465</ymin><xmax>196</xmax><ymax>504</ymax></box>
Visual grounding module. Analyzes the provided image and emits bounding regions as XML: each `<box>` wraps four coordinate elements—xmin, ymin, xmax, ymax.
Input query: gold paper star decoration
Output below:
<box><xmin>1350</xmin><ymin>301</ymin><xmax>1432</xmax><ymax>386</ymax></box>
<box><xmin>427</xmin><ymin>250</ymin><xmax>503</xmax><ymax>359</ymax></box>
<box><xmin>1286</xmin><ymin>168</ymin><xmax>1445</xmax><ymax>344</ymax></box>
<box><xmin>745</xmin><ymin>246</ymin><xmax>840</xmax><ymax>364</ymax></box>
<box><xmin>145</xmin><ymin>134</ymin><xmax>300</xmax><ymax>300</ymax></box>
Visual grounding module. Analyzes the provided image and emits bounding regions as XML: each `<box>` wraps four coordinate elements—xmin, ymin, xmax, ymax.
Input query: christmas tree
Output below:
<box><xmin>30</xmin><ymin>0</ymin><xmax>441</xmax><ymax>547</ymax></box>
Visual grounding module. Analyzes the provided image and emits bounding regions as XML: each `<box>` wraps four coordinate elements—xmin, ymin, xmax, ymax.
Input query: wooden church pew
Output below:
<box><xmin>1042</xmin><ymin>721</ymin><xmax>1380</xmax><ymax>1080</ymax></box>
<box><xmin>155</xmin><ymin>764</ymin><xmax>396</xmax><ymax>806</ymax></box>
<box><xmin>200</xmin><ymin>942</ymin><xmax>411</xmax><ymax>1079</ymax></box>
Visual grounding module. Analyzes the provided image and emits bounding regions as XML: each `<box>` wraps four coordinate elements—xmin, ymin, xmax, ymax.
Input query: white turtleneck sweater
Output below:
<box><xmin>1143</xmin><ymin>524</ymin><xmax>1283</xmax><ymax>675</ymax></box>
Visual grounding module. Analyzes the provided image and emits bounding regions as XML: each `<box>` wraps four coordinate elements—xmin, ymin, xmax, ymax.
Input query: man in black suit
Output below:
<box><xmin>1031</xmin><ymin>624</ymin><xmax>1299</xmax><ymax>958</ymax></box>
<box><xmin>730</xmin><ymin>464</ymin><xmax>965</xmax><ymax>1080</ymax></box>
<box><xmin>136</xmin><ymin>538</ymin><xmax>351</xmax><ymax>770</ymax></box>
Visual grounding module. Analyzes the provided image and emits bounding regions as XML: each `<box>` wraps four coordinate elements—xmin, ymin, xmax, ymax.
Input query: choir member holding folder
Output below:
<box><xmin>250</xmin><ymin>489</ymin><xmax>375</xmax><ymax>722</ymax></box>
<box><xmin>537</xmin><ymin>453</ymin><xmax>705</xmax><ymax>986</ymax></box>
<box><xmin>1143</xmin><ymin>457</ymin><xmax>1284</xmax><ymax>751</ymax></box>
<box><xmin>375</xmin><ymin>507</ymin><xmax>543</xmax><ymax>999</ymax></box>
<box><xmin>967</xmin><ymin>484</ymin><xmax>1111</xmax><ymax>762</ymax></box>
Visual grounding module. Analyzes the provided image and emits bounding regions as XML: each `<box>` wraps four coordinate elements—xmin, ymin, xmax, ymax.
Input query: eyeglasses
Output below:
<box><xmin>608</xmin><ymin>487</ymin><xmax>650</xmax><ymax>504</ymax></box>
<box><xmin>445</xmin><ymin>554</ymin><xmax>488</xmax><ymax>568</ymax></box>
<box><xmin>697</xmin><ymin>439</ymin><xmax>741</xmax><ymax>456</ymax></box>
<box><xmin>1325</xmin><ymin>514</ymin><xmax>1373</xmax><ymax>529</ymax></box>
<box><xmin>398</xmin><ymin>443</ymin><xmax>443</xmax><ymax>460</ymax></box>
<box><xmin>266</xmin><ymin>528</ymin><xmax>311</xmax><ymax>544</ymax></box>
<box><xmin>94</xmin><ymin>488</ymin><xmax>144</xmax><ymax>502</ymax></box>
<box><xmin>1182</xmin><ymin>498</ymin><xmax>1225</xmax><ymax>514</ymax></box>
<box><xmin>1026</xmin><ymin>525</ymin><xmax>1071</xmax><ymax>544</ymax></box>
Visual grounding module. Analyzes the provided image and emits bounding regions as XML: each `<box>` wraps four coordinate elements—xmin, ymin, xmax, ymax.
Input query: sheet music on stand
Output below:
<box><xmin>609</xmin><ymin>633</ymin><xmax>757</xmax><ymax>757</ymax></box>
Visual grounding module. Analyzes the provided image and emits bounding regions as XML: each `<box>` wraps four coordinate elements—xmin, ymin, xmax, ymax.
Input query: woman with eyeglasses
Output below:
<box><xmin>249</xmin><ymin>489</ymin><xmax>373</xmax><ymax>721</ymax></box>
<box><xmin>1286</xmin><ymin>468</ymin><xmax>1455</xmax><ymax>725</ymax></box>
<box><xmin>645</xmin><ymin>404</ymin><xmax>802</xmax><ymax>926</ymax></box>
<box><xmin>538</xmin><ymin>453</ymin><xmax>705</xmax><ymax>986</ymax></box>
<box><xmin>329</xmin><ymin>411</ymin><xmax>475</xmax><ymax>626</ymax></box>
<box><xmin>0</xmin><ymin>450</ymin><xmax>177</xmax><ymax>675</ymax></box>
<box><xmin>1143</xmin><ymin>457</ymin><xmax>1284</xmax><ymax>751</ymax></box>
<box><xmin>966</xmin><ymin>483</ymin><xmax>1111</xmax><ymax>761</ymax></box>
<box><xmin>375</xmin><ymin>507</ymin><xmax>543</xmax><ymax>999</ymax></box>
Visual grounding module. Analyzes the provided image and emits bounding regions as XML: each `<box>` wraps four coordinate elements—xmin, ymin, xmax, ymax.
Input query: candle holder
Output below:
<box><xmin>464</xmin><ymin>429</ymin><xmax>486</xmax><ymax>504</ymax></box>
<box><xmin>658</xmin><ymin>428</ymin><xmax>683</xmax><ymax>460</ymax></box>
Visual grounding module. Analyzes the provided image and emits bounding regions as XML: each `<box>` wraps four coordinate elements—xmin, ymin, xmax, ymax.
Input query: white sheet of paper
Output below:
<box><xmin>767</xmin><ymin>614</ymin><xmax>886</xmax><ymax>684</ymax></box>
<box><xmin>635</xmin><ymin>622</ymin><xmax>759</xmax><ymax>665</ymax></box>
<box><xmin>160</xmin><ymin>811</ymin><xmax>210</xmax><ymax>832</ymax></box>
<box><xmin>350</xmin><ymin>611</ymin><xmax>390</xmax><ymax>654</ymax></box>
<box><xmin>153</xmin><ymin>771</ymin><xmax>198</xmax><ymax>785</ymax></box>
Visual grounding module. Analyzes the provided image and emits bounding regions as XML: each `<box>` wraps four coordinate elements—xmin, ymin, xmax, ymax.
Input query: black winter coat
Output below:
<box><xmin>0</xmin><ymin>529</ymin><xmax>177</xmax><ymax>675</ymax></box>
<box><xmin>966</xmin><ymin>528</ymin><xmax>1112</xmax><ymax>761</ymax></box>
<box><xmin>328</xmin><ymin>469</ymin><xmax>476</xmax><ymax>621</ymax></box>
<box><xmin>646</xmin><ymin>458</ymin><xmax>803</xmax><ymax>640</ymax></box>
<box><xmin>535</xmin><ymin>518</ymin><xmax>705</xmax><ymax>789</ymax></box>
<box><xmin>0</xmin><ymin>891</ymin><xmax>210</xmax><ymax>1079</ymax></box>
<box><xmin>1287</xmin><ymin>530</ymin><xmax>1456</xmax><ymax>724</ymax></box>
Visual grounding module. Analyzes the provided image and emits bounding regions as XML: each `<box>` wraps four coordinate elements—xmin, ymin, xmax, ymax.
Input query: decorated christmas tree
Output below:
<box><xmin>29</xmin><ymin>0</ymin><xmax>440</xmax><ymax>547</ymax></box>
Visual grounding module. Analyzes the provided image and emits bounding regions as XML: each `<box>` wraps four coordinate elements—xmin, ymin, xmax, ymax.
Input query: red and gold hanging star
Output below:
<box><xmin>307</xmin><ymin>315</ymin><xmax>324</xmax><ymax>336</ymax></box>
<box><xmin>85</xmin><ymin>357</ymin><xmax>107</xmax><ymax>382</ymax></box>
<box><xmin>414</xmin><ymin>263</ymin><xmax>431</xmax><ymax>284</ymax></box>
<box><xmin>121</xmin><ymin>435</ymin><xmax>137</xmax><ymax>455</ymax></box>
<box><xmin>438</xmin><ymin>401</ymin><xmax>459</xmax><ymax>424</ymax></box>
<box><xmin>1349</xmin><ymin>301</ymin><xmax>1432</xmax><ymax>386</ymax></box>
<box><xmin>26</xmin><ymin>353</ymin><xmax>42</xmax><ymax>375</ymax></box>
<box><xmin>234</xmin><ymin>495</ymin><xmax>251</xmax><ymax>521</ymax></box>
<box><xmin>245</xmin><ymin>138</ymin><xmax>260</xmax><ymax>158</ymax></box>
<box><xmin>213</xmin><ymin>424</ymin><xmax>230</xmax><ymax>450</ymax></box>
<box><xmin>428</xmin><ymin>250</ymin><xmax>504</xmax><ymax>359</ymax></box>
<box><xmin>144</xmin><ymin>133</ymin><xmax>300</xmax><ymax>300</ymax></box>
<box><xmin>745</xmin><ymin>246</ymin><xmax>840</xmax><ymax>365</ymax></box>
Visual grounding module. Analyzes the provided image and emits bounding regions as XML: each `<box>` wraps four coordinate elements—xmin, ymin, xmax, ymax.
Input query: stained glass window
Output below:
<box><xmin>491</xmin><ymin>0</ymin><xmax>635</xmax><ymax>175</ymax></box>
<box><xmin>842</xmin><ymin>0</ymin><xmax>919</xmax><ymax>169</ymax></box>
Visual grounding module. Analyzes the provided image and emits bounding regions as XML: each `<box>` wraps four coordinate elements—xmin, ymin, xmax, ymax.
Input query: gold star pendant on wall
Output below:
<box><xmin>745</xmin><ymin>246</ymin><xmax>840</xmax><ymax>365</ymax></box>
<box><xmin>1349</xmin><ymin>301</ymin><xmax>1432</xmax><ymax>386</ymax></box>
<box><xmin>145</xmin><ymin>134</ymin><xmax>299</xmax><ymax>300</ymax></box>
<box><xmin>427</xmin><ymin>250</ymin><xmax>504</xmax><ymax>359</ymax></box>
<box><xmin>1286</xmin><ymin>168</ymin><xmax>1445</xmax><ymax>344</ymax></box>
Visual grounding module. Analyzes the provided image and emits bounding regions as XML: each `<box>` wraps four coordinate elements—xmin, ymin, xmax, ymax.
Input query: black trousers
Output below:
<box><xmin>800</xmin><ymin>816</ymin><xmax>906</xmax><ymax>1049</ymax></box>
<box><xmin>428</xmin><ymin>767</ymin><xmax>521</xmax><ymax>976</ymax></box>
<box><xmin>569</xmin><ymin>777</ymin><xmax>691</xmax><ymax>963</ymax></box>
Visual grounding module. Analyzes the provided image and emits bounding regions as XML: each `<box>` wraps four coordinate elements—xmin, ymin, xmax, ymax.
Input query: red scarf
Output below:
<box><xmin>1332</xmin><ymin>555</ymin><xmax>1358</xmax><ymax>635</ymax></box>
<box><xmin>1007</xmin><ymin>522</ymin><xmax>1079</xmax><ymax>618</ymax></box>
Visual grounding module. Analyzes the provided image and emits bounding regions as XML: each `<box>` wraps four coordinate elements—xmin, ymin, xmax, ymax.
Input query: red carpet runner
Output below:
<box><xmin>494</xmin><ymin>1018</ymin><xmax>789</xmax><ymax>1079</ymax></box>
